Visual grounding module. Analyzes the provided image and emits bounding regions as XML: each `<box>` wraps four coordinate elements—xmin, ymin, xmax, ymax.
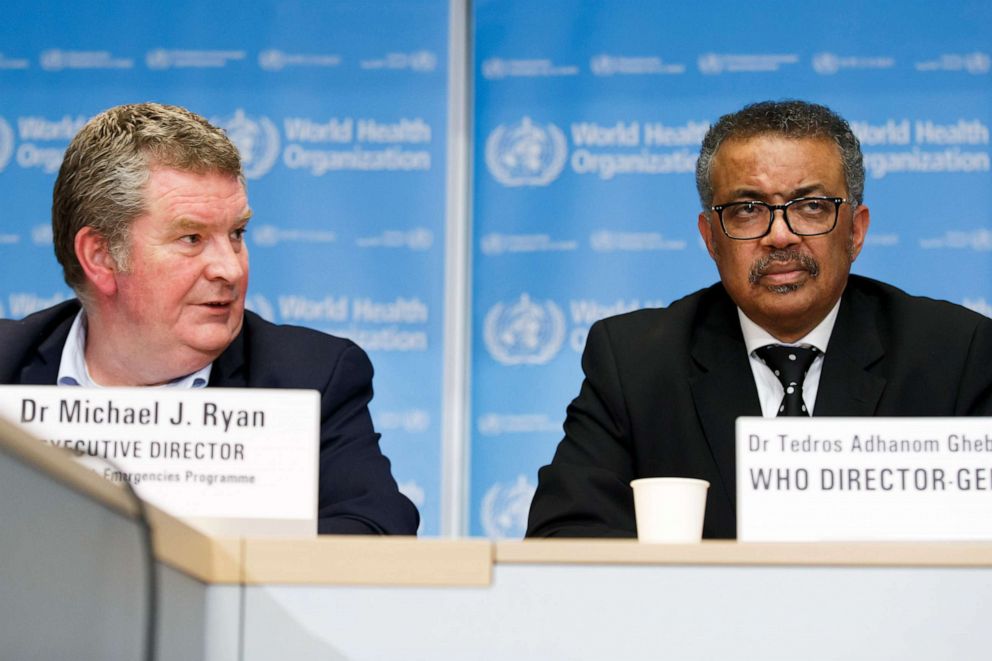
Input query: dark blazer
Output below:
<box><xmin>527</xmin><ymin>275</ymin><xmax>992</xmax><ymax>539</ymax></box>
<box><xmin>0</xmin><ymin>299</ymin><xmax>419</xmax><ymax>535</ymax></box>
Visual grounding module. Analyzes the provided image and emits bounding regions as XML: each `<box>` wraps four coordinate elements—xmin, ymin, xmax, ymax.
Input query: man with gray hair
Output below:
<box><xmin>0</xmin><ymin>102</ymin><xmax>418</xmax><ymax>535</ymax></box>
<box><xmin>528</xmin><ymin>99</ymin><xmax>992</xmax><ymax>539</ymax></box>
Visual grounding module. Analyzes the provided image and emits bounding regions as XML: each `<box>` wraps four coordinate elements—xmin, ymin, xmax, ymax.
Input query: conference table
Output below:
<box><xmin>3</xmin><ymin>416</ymin><xmax>991</xmax><ymax>660</ymax></box>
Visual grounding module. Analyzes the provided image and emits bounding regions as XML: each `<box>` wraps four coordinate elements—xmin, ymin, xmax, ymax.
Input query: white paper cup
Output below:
<box><xmin>630</xmin><ymin>477</ymin><xmax>709</xmax><ymax>543</ymax></box>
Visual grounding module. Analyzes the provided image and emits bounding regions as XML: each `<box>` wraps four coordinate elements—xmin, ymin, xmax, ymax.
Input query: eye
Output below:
<box><xmin>231</xmin><ymin>227</ymin><xmax>247</xmax><ymax>242</ymax></box>
<box><xmin>180</xmin><ymin>234</ymin><xmax>201</xmax><ymax>245</ymax></box>
<box><xmin>729</xmin><ymin>201</ymin><xmax>763</xmax><ymax>220</ymax></box>
<box><xmin>794</xmin><ymin>198</ymin><xmax>828</xmax><ymax>216</ymax></box>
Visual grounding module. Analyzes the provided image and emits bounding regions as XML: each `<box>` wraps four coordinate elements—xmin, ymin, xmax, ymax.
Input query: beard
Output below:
<box><xmin>748</xmin><ymin>248</ymin><xmax>821</xmax><ymax>293</ymax></box>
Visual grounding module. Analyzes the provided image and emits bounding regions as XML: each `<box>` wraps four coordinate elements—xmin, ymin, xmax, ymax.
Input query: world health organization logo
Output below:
<box><xmin>484</xmin><ymin>293</ymin><xmax>565</xmax><ymax>365</ymax></box>
<box><xmin>481</xmin><ymin>475</ymin><xmax>536</xmax><ymax>538</ymax></box>
<box><xmin>145</xmin><ymin>49</ymin><xmax>172</xmax><ymax>70</ymax></box>
<box><xmin>244</xmin><ymin>294</ymin><xmax>275</xmax><ymax>322</ymax></box>
<box><xmin>0</xmin><ymin>116</ymin><xmax>14</xmax><ymax>172</ymax></box>
<box><xmin>812</xmin><ymin>52</ymin><xmax>841</xmax><ymax>75</ymax></box>
<box><xmin>32</xmin><ymin>225</ymin><xmax>53</xmax><ymax>245</ymax></box>
<box><xmin>698</xmin><ymin>53</ymin><xmax>723</xmax><ymax>75</ymax></box>
<box><xmin>965</xmin><ymin>52</ymin><xmax>991</xmax><ymax>74</ymax></box>
<box><xmin>212</xmin><ymin>109</ymin><xmax>280</xmax><ymax>179</ymax></box>
<box><xmin>485</xmin><ymin>117</ymin><xmax>567</xmax><ymax>187</ymax></box>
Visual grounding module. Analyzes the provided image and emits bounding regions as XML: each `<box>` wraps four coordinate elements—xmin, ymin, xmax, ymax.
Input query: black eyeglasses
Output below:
<box><xmin>710</xmin><ymin>196</ymin><xmax>849</xmax><ymax>240</ymax></box>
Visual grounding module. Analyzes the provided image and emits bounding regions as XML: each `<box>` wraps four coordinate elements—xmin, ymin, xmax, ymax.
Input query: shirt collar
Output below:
<box><xmin>57</xmin><ymin>310</ymin><xmax>211</xmax><ymax>388</ymax></box>
<box><xmin>738</xmin><ymin>296</ymin><xmax>842</xmax><ymax>355</ymax></box>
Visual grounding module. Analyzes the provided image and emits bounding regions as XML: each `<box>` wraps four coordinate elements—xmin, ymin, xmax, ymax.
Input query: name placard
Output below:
<box><xmin>736</xmin><ymin>417</ymin><xmax>992</xmax><ymax>541</ymax></box>
<box><xmin>0</xmin><ymin>385</ymin><xmax>319</xmax><ymax>536</ymax></box>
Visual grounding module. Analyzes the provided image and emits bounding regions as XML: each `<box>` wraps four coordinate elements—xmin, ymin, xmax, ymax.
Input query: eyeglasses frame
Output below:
<box><xmin>709</xmin><ymin>196</ymin><xmax>850</xmax><ymax>240</ymax></box>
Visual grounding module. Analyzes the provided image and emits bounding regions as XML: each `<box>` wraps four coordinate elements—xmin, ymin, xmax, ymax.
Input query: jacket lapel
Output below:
<box><xmin>20</xmin><ymin>317</ymin><xmax>74</xmax><ymax>385</ymax></box>
<box><xmin>813</xmin><ymin>283</ymin><xmax>886</xmax><ymax>416</ymax></box>
<box><xmin>688</xmin><ymin>289</ymin><xmax>761</xmax><ymax>509</ymax></box>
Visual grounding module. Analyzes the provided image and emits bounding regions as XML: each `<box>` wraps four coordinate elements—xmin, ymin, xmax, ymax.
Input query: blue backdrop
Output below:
<box><xmin>0</xmin><ymin>0</ymin><xmax>450</xmax><ymax>534</ymax></box>
<box><xmin>1</xmin><ymin>0</ymin><xmax>990</xmax><ymax>538</ymax></box>
<box><xmin>469</xmin><ymin>0</ymin><xmax>992</xmax><ymax>537</ymax></box>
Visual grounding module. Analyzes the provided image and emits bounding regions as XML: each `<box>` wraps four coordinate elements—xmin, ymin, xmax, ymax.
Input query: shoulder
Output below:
<box><xmin>242</xmin><ymin>310</ymin><xmax>359</xmax><ymax>353</ymax></box>
<box><xmin>579</xmin><ymin>284</ymin><xmax>728</xmax><ymax>374</ymax></box>
<box><xmin>0</xmin><ymin>299</ymin><xmax>80</xmax><ymax>383</ymax></box>
<box><xmin>238</xmin><ymin>311</ymin><xmax>373</xmax><ymax>387</ymax></box>
<box><xmin>847</xmin><ymin>274</ymin><xmax>991</xmax><ymax>331</ymax></box>
<box><xmin>591</xmin><ymin>283</ymin><xmax>725</xmax><ymax>340</ymax></box>
<box><xmin>244</xmin><ymin>310</ymin><xmax>364</xmax><ymax>360</ymax></box>
<box><xmin>0</xmin><ymin>299</ymin><xmax>80</xmax><ymax>336</ymax></box>
<box><xmin>0</xmin><ymin>299</ymin><xmax>80</xmax><ymax>350</ymax></box>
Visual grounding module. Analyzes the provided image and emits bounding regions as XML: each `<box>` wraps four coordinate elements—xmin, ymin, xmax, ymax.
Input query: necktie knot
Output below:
<box><xmin>754</xmin><ymin>344</ymin><xmax>819</xmax><ymax>416</ymax></box>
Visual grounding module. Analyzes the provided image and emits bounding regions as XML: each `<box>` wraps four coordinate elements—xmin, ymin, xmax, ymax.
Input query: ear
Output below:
<box><xmin>74</xmin><ymin>227</ymin><xmax>119</xmax><ymax>297</ymax></box>
<box><xmin>698</xmin><ymin>212</ymin><xmax>718</xmax><ymax>260</ymax></box>
<box><xmin>847</xmin><ymin>203</ymin><xmax>870</xmax><ymax>262</ymax></box>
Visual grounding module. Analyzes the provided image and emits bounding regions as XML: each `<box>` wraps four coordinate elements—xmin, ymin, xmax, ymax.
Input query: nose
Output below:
<box><xmin>761</xmin><ymin>208</ymin><xmax>800</xmax><ymax>248</ymax></box>
<box><xmin>204</xmin><ymin>237</ymin><xmax>247</xmax><ymax>283</ymax></box>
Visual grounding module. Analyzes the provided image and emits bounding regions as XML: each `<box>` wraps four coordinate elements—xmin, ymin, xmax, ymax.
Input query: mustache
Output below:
<box><xmin>748</xmin><ymin>249</ymin><xmax>820</xmax><ymax>285</ymax></box>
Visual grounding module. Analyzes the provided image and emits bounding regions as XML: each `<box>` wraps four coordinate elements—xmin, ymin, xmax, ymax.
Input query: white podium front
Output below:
<box><xmin>233</xmin><ymin>540</ymin><xmax>992</xmax><ymax>661</ymax></box>
<box><xmin>4</xmin><ymin>415</ymin><xmax>991</xmax><ymax>660</ymax></box>
<box><xmin>0</xmin><ymin>415</ymin><xmax>218</xmax><ymax>660</ymax></box>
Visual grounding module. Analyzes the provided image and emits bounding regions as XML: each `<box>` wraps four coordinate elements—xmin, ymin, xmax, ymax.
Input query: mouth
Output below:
<box><xmin>198</xmin><ymin>298</ymin><xmax>238</xmax><ymax>312</ymax></box>
<box><xmin>749</xmin><ymin>250</ymin><xmax>820</xmax><ymax>289</ymax></box>
<box><xmin>759</xmin><ymin>264</ymin><xmax>806</xmax><ymax>285</ymax></box>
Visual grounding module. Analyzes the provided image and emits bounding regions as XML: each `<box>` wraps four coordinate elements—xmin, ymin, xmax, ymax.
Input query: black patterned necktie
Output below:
<box><xmin>754</xmin><ymin>345</ymin><xmax>819</xmax><ymax>416</ymax></box>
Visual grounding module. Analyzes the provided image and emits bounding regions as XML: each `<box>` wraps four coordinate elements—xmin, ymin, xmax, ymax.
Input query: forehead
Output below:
<box><xmin>710</xmin><ymin>134</ymin><xmax>844</xmax><ymax>193</ymax></box>
<box><xmin>142</xmin><ymin>166</ymin><xmax>249</xmax><ymax>220</ymax></box>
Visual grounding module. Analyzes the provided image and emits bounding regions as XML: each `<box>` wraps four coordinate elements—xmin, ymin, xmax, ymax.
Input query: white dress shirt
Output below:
<box><xmin>57</xmin><ymin>310</ymin><xmax>211</xmax><ymax>388</ymax></box>
<box><xmin>737</xmin><ymin>299</ymin><xmax>841</xmax><ymax>417</ymax></box>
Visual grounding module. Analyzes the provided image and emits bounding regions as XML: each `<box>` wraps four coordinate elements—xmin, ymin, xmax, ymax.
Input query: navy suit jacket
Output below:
<box><xmin>527</xmin><ymin>275</ymin><xmax>992</xmax><ymax>539</ymax></box>
<box><xmin>0</xmin><ymin>299</ymin><xmax>419</xmax><ymax>535</ymax></box>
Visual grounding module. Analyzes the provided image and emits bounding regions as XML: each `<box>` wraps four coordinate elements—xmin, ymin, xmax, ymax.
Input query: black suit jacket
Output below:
<box><xmin>0</xmin><ymin>299</ymin><xmax>419</xmax><ymax>535</ymax></box>
<box><xmin>527</xmin><ymin>275</ymin><xmax>992</xmax><ymax>539</ymax></box>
